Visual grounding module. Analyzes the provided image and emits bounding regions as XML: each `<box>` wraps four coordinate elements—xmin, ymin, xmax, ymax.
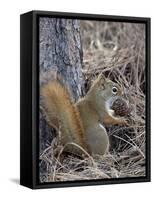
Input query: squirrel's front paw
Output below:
<box><xmin>119</xmin><ymin>118</ymin><xmax>129</xmax><ymax>126</ymax></box>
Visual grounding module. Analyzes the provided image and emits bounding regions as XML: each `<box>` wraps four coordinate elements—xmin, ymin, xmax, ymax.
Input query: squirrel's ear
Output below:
<box><xmin>97</xmin><ymin>73</ymin><xmax>106</xmax><ymax>85</ymax></box>
<box><xmin>91</xmin><ymin>74</ymin><xmax>106</xmax><ymax>88</ymax></box>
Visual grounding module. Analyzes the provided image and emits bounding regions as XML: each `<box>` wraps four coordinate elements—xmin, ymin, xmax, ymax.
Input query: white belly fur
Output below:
<box><xmin>86</xmin><ymin>123</ymin><xmax>109</xmax><ymax>155</ymax></box>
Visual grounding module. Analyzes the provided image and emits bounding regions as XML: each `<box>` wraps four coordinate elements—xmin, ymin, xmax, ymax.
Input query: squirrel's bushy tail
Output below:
<box><xmin>41</xmin><ymin>81</ymin><xmax>88</xmax><ymax>154</ymax></box>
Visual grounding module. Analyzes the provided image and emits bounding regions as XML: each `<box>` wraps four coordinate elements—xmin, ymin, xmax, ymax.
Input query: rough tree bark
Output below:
<box><xmin>39</xmin><ymin>18</ymin><xmax>84</xmax><ymax>154</ymax></box>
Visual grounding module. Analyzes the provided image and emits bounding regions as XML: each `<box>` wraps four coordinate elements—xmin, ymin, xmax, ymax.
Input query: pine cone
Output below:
<box><xmin>111</xmin><ymin>97</ymin><xmax>131</xmax><ymax>117</ymax></box>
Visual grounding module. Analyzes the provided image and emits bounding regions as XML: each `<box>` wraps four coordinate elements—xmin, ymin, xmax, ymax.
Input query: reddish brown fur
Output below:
<box><xmin>41</xmin><ymin>81</ymin><xmax>88</xmax><ymax>153</ymax></box>
<box><xmin>41</xmin><ymin>76</ymin><xmax>128</xmax><ymax>156</ymax></box>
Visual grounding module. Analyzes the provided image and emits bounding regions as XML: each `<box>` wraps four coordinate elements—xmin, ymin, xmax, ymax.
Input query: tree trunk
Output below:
<box><xmin>39</xmin><ymin>18</ymin><xmax>84</xmax><ymax>154</ymax></box>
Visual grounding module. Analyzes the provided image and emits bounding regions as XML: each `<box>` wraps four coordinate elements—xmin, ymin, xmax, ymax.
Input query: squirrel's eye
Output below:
<box><xmin>112</xmin><ymin>86</ymin><xmax>118</xmax><ymax>94</ymax></box>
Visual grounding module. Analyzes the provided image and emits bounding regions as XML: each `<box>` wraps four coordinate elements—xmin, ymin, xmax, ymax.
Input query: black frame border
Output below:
<box><xmin>20</xmin><ymin>10</ymin><xmax>151</xmax><ymax>189</ymax></box>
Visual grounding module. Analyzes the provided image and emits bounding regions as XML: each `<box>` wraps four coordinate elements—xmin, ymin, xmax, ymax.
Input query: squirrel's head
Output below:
<box><xmin>87</xmin><ymin>74</ymin><xmax>131</xmax><ymax>119</ymax></box>
<box><xmin>89</xmin><ymin>74</ymin><xmax>124</xmax><ymax>101</ymax></box>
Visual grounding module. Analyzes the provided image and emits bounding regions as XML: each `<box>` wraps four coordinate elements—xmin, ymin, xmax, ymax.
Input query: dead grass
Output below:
<box><xmin>40</xmin><ymin>20</ymin><xmax>146</xmax><ymax>183</ymax></box>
